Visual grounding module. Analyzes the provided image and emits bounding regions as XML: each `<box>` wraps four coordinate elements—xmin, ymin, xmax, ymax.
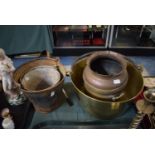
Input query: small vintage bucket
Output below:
<box><xmin>13</xmin><ymin>53</ymin><xmax>66</xmax><ymax>113</ymax></box>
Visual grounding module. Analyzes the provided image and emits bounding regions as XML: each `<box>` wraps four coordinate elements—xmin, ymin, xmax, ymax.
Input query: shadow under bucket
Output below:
<box><xmin>13</xmin><ymin>58</ymin><xmax>65</xmax><ymax>113</ymax></box>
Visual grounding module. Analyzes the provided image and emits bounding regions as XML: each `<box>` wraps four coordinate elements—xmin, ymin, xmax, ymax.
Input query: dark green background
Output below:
<box><xmin>0</xmin><ymin>25</ymin><xmax>52</xmax><ymax>55</ymax></box>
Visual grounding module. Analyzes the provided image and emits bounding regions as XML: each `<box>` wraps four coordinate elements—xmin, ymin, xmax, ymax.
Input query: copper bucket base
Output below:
<box><xmin>31</xmin><ymin>89</ymin><xmax>65</xmax><ymax>113</ymax></box>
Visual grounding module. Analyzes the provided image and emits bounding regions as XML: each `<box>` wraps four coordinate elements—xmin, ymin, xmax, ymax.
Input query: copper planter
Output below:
<box><xmin>83</xmin><ymin>51</ymin><xmax>128</xmax><ymax>100</ymax></box>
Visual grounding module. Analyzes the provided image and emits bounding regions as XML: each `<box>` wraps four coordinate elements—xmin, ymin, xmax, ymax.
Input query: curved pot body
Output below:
<box><xmin>83</xmin><ymin>51</ymin><xmax>128</xmax><ymax>100</ymax></box>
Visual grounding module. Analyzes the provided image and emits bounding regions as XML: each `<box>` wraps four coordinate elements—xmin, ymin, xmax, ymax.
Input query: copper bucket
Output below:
<box><xmin>13</xmin><ymin>55</ymin><xmax>66</xmax><ymax>113</ymax></box>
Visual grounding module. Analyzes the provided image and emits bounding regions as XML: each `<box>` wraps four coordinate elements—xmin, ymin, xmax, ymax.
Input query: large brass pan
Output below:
<box><xmin>70</xmin><ymin>52</ymin><xmax>144</xmax><ymax>119</ymax></box>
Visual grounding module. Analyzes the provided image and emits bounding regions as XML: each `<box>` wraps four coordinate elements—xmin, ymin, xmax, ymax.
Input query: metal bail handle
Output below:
<box><xmin>40</xmin><ymin>51</ymin><xmax>67</xmax><ymax>77</ymax></box>
<box><xmin>40</xmin><ymin>51</ymin><xmax>60</xmax><ymax>65</ymax></box>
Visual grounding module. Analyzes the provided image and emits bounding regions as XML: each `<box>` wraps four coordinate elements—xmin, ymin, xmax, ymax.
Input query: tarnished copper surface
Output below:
<box><xmin>71</xmin><ymin>52</ymin><xmax>144</xmax><ymax>119</ymax></box>
<box><xmin>83</xmin><ymin>51</ymin><xmax>128</xmax><ymax>100</ymax></box>
<box><xmin>13</xmin><ymin>58</ymin><xmax>66</xmax><ymax>113</ymax></box>
<box><xmin>21</xmin><ymin>66</ymin><xmax>61</xmax><ymax>91</ymax></box>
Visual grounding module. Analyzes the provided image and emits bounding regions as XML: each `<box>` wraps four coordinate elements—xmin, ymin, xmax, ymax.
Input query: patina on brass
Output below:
<box><xmin>71</xmin><ymin>51</ymin><xmax>144</xmax><ymax>119</ymax></box>
<box><xmin>83</xmin><ymin>51</ymin><xmax>128</xmax><ymax>100</ymax></box>
<box><xmin>13</xmin><ymin>57</ymin><xmax>66</xmax><ymax>113</ymax></box>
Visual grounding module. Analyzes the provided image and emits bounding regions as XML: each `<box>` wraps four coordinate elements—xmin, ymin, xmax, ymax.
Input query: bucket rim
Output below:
<box><xmin>14</xmin><ymin>58</ymin><xmax>65</xmax><ymax>94</ymax></box>
<box><xmin>21</xmin><ymin>77</ymin><xmax>64</xmax><ymax>94</ymax></box>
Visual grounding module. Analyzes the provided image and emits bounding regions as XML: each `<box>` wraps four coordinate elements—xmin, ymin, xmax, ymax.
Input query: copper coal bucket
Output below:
<box><xmin>70</xmin><ymin>51</ymin><xmax>144</xmax><ymax>119</ymax></box>
<box><xmin>13</xmin><ymin>55</ymin><xmax>66</xmax><ymax>113</ymax></box>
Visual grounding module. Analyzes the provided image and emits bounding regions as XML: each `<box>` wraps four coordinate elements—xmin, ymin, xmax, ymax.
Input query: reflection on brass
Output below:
<box><xmin>13</xmin><ymin>57</ymin><xmax>66</xmax><ymax>113</ymax></box>
<box><xmin>71</xmin><ymin>51</ymin><xmax>144</xmax><ymax>119</ymax></box>
<box><xmin>143</xmin><ymin>88</ymin><xmax>155</xmax><ymax>104</ymax></box>
<box><xmin>83</xmin><ymin>51</ymin><xmax>128</xmax><ymax>100</ymax></box>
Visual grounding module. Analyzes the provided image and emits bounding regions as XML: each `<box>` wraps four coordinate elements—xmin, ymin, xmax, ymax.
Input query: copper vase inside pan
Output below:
<box><xmin>71</xmin><ymin>51</ymin><xmax>144</xmax><ymax>119</ymax></box>
<box><xmin>83</xmin><ymin>51</ymin><xmax>128</xmax><ymax>100</ymax></box>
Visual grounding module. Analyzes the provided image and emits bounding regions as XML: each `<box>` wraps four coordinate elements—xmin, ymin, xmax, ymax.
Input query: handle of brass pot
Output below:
<box><xmin>124</xmin><ymin>56</ymin><xmax>143</xmax><ymax>72</ymax></box>
<box><xmin>136</xmin><ymin>65</ymin><xmax>143</xmax><ymax>72</ymax></box>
